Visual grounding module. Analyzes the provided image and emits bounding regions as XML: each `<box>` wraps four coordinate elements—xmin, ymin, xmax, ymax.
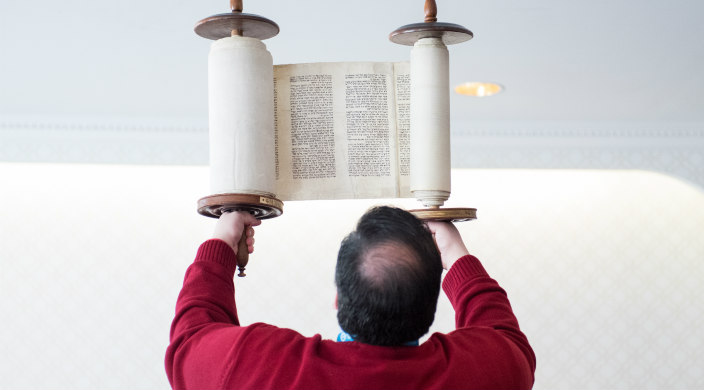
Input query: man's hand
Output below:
<box><xmin>213</xmin><ymin>211</ymin><xmax>261</xmax><ymax>255</ymax></box>
<box><xmin>426</xmin><ymin>221</ymin><xmax>470</xmax><ymax>270</ymax></box>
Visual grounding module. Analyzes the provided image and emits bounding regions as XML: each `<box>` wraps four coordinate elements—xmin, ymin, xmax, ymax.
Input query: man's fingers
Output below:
<box><xmin>245</xmin><ymin>227</ymin><xmax>255</xmax><ymax>244</ymax></box>
<box><xmin>246</xmin><ymin>227</ymin><xmax>256</xmax><ymax>253</ymax></box>
<box><xmin>222</xmin><ymin>210</ymin><xmax>261</xmax><ymax>226</ymax></box>
<box><xmin>246</xmin><ymin>234</ymin><xmax>255</xmax><ymax>254</ymax></box>
<box><xmin>215</xmin><ymin>211</ymin><xmax>261</xmax><ymax>254</ymax></box>
<box><xmin>243</xmin><ymin>213</ymin><xmax>262</xmax><ymax>226</ymax></box>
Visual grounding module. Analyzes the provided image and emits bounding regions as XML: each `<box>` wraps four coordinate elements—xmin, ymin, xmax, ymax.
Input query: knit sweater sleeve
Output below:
<box><xmin>442</xmin><ymin>255</ymin><xmax>536</xmax><ymax>382</ymax></box>
<box><xmin>165</xmin><ymin>239</ymin><xmax>244</xmax><ymax>389</ymax></box>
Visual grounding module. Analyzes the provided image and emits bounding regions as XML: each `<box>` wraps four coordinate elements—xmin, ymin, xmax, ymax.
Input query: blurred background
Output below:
<box><xmin>1</xmin><ymin>0</ymin><xmax>703</xmax><ymax>388</ymax></box>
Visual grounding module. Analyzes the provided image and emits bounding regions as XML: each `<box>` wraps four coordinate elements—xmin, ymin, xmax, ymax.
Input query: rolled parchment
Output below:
<box><xmin>208</xmin><ymin>36</ymin><xmax>276</xmax><ymax>198</ymax></box>
<box><xmin>410</xmin><ymin>37</ymin><xmax>451</xmax><ymax>207</ymax></box>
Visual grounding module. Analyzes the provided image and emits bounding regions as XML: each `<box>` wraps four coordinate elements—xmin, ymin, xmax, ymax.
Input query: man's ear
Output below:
<box><xmin>334</xmin><ymin>293</ymin><xmax>338</xmax><ymax>310</ymax></box>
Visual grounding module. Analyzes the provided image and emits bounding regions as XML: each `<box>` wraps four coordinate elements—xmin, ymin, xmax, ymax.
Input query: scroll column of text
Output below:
<box><xmin>345</xmin><ymin>74</ymin><xmax>392</xmax><ymax>177</ymax></box>
<box><xmin>289</xmin><ymin>74</ymin><xmax>335</xmax><ymax>179</ymax></box>
<box><xmin>395</xmin><ymin>73</ymin><xmax>410</xmax><ymax>178</ymax></box>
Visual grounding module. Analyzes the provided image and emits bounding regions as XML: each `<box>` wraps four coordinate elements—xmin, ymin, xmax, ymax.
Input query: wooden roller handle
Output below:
<box><xmin>230</xmin><ymin>0</ymin><xmax>244</xmax><ymax>36</ymax></box>
<box><xmin>231</xmin><ymin>0</ymin><xmax>243</xmax><ymax>12</ymax></box>
<box><xmin>424</xmin><ymin>0</ymin><xmax>437</xmax><ymax>23</ymax></box>
<box><xmin>236</xmin><ymin>228</ymin><xmax>249</xmax><ymax>277</ymax></box>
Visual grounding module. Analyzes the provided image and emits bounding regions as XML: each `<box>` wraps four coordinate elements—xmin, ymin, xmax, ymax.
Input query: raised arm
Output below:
<box><xmin>165</xmin><ymin>211</ymin><xmax>260</xmax><ymax>388</ymax></box>
<box><xmin>426</xmin><ymin>221</ymin><xmax>536</xmax><ymax>381</ymax></box>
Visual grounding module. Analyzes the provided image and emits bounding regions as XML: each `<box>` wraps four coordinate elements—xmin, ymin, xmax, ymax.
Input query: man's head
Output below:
<box><xmin>335</xmin><ymin>206</ymin><xmax>443</xmax><ymax>346</ymax></box>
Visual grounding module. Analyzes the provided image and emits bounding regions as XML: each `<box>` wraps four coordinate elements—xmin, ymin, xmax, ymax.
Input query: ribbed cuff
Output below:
<box><xmin>195</xmin><ymin>239</ymin><xmax>238</xmax><ymax>271</ymax></box>
<box><xmin>442</xmin><ymin>255</ymin><xmax>489</xmax><ymax>298</ymax></box>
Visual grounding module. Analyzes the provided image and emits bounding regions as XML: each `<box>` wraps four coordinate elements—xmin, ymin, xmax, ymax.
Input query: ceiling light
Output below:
<box><xmin>454</xmin><ymin>82</ymin><xmax>503</xmax><ymax>97</ymax></box>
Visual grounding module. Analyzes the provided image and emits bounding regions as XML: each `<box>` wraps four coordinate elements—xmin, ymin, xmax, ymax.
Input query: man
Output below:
<box><xmin>166</xmin><ymin>206</ymin><xmax>535</xmax><ymax>389</ymax></box>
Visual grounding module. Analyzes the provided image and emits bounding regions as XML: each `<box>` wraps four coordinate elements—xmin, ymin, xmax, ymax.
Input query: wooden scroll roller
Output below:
<box><xmin>391</xmin><ymin>0</ymin><xmax>477</xmax><ymax>223</ymax></box>
<box><xmin>195</xmin><ymin>0</ymin><xmax>279</xmax><ymax>41</ymax></box>
<box><xmin>236</xmin><ymin>225</ymin><xmax>250</xmax><ymax>277</ymax></box>
<box><xmin>200</xmin><ymin>197</ymin><xmax>283</xmax><ymax>277</ymax></box>
<box><xmin>389</xmin><ymin>0</ymin><xmax>473</xmax><ymax>46</ymax></box>
<box><xmin>217</xmin><ymin>207</ymin><xmax>266</xmax><ymax>278</ymax></box>
<box><xmin>213</xmin><ymin>208</ymin><xmax>256</xmax><ymax>278</ymax></box>
<box><xmin>409</xmin><ymin>206</ymin><xmax>477</xmax><ymax>222</ymax></box>
<box><xmin>195</xmin><ymin>1</ymin><xmax>282</xmax><ymax>276</ymax></box>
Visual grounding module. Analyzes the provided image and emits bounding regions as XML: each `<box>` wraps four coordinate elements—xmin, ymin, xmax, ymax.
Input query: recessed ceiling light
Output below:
<box><xmin>454</xmin><ymin>82</ymin><xmax>503</xmax><ymax>97</ymax></box>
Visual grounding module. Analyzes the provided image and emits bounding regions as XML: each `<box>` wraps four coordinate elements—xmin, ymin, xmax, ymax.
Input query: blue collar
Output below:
<box><xmin>336</xmin><ymin>330</ymin><xmax>419</xmax><ymax>346</ymax></box>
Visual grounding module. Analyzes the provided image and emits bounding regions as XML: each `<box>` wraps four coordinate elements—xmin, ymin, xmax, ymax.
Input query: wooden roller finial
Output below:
<box><xmin>231</xmin><ymin>0</ymin><xmax>243</xmax><ymax>13</ymax></box>
<box><xmin>424</xmin><ymin>0</ymin><xmax>438</xmax><ymax>23</ymax></box>
<box><xmin>230</xmin><ymin>0</ymin><xmax>243</xmax><ymax>35</ymax></box>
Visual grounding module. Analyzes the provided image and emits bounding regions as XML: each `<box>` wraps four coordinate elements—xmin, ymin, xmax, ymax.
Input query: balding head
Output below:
<box><xmin>335</xmin><ymin>206</ymin><xmax>443</xmax><ymax>346</ymax></box>
<box><xmin>359</xmin><ymin>241</ymin><xmax>423</xmax><ymax>286</ymax></box>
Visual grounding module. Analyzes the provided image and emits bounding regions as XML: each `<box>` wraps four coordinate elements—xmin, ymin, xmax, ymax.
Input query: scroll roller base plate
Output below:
<box><xmin>198</xmin><ymin>193</ymin><xmax>283</xmax><ymax>219</ymax></box>
<box><xmin>409</xmin><ymin>207</ymin><xmax>477</xmax><ymax>222</ymax></box>
<box><xmin>389</xmin><ymin>22</ymin><xmax>473</xmax><ymax>46</ymax></box>
<box><xmin>195</xmin><ymin>12</ymin><xmax>279</xmax><ymax>40</ymax></box>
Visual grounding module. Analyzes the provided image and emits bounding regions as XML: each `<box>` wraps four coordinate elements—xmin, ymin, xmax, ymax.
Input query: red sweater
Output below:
<box><xmin>166</xmin><ymin>239</ymin><xmax>535</xmax><ymax>390</ymax></box>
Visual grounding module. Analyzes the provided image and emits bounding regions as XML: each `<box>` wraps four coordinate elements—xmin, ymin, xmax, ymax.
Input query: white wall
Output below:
<box><xmin>1</xmin><ymin>163</ymin><xmax>702</xmax><ymax>389</ymax></box>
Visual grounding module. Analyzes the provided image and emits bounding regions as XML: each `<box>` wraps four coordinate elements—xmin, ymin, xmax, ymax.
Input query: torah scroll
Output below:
<box><xmin>207</xmin><ymin>41</ymin><xmax>454</xmax><ymax>205</ymax></box>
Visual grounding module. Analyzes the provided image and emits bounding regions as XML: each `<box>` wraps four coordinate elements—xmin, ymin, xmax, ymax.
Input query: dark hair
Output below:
<box><xmin>335</xmin><ymin>206</ymin><xmax>443</xmax><ymax>346</ymax></box>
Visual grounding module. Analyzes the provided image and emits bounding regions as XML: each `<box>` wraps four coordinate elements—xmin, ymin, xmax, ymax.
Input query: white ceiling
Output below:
<box><xmin>1</xmin><ymin>0</ymin><xmax>703</xmax><ymax>128</ymax></box>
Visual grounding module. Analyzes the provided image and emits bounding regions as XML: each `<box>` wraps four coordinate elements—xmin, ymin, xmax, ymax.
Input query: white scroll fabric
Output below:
<box><xmin>208</xmin><ymin>36</ymin><xmax>276</xmax><ymax>197</ymax></box>
<box><xmin>410</xmin><ymin>37</ymin><xmax>451</xmax><ymax>207</ymax></box>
